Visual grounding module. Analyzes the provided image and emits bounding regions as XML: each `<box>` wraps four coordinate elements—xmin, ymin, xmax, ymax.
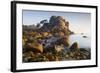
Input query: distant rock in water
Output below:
<box><xmin>83</xmin><ymin>35</ymin><xmax>88</xmax><ymax>38</ymax></box>
<box><xmin>69</xmin><ymin>42</ymin><xmax>79</xmax><ymax>51</ymax></box>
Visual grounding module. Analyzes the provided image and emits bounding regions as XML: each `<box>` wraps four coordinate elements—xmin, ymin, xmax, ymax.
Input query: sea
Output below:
<box><xmin>69</xmin><ymin>34</ymin><xmax>91</xmax><ymax>49</ymax></box>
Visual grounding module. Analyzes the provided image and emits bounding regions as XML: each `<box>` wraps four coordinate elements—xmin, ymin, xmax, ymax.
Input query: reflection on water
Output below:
<box><xmin>69</xmin><ymin>34</ymin><xmax>91</xmax><ymax>49</ymax></box>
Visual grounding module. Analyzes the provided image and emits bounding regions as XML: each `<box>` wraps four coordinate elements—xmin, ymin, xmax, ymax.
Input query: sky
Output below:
<box><xmin>23</xmin><ymin>10</ymin><xmax>91</xmax><ymax>34</ymax></box>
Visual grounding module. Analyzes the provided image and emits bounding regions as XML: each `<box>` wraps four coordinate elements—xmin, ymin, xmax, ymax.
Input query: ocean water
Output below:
<box><xmin>69</xmin><ymin>34</ymin><xmax>91</xmax><ymax>49</ymax></box>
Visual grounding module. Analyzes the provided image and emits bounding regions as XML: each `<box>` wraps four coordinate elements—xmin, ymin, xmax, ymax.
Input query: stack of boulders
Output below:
<box><xmin>49</xmin><ymin>16</ymin><xmax>70</xmax><ymax>36</ymax></box>
<box><xmin>25</xmin><ymin>16</ymin><xmax>71</xmax><ymax>53</ymax></box>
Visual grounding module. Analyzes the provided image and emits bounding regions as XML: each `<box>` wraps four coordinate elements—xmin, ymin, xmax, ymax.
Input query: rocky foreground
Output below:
<box><xmin>22</xmin><ymin>16</ymin><xmax>91</xmax><ymax>62</ymax></box>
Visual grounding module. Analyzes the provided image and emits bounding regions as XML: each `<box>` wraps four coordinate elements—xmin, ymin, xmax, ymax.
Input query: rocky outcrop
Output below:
<box><xmin>49</xmin><ymin>16</ymin><xmax>70</xmax><ymax>36</ymax></box>
<box><xmin>22</xmin><ymin>15</ymin><xmax>90</xmax><ymax>62</ymax></box>
<box><xmin>39</xmin><ymin>16</ymin><xmax>73</xmax><ymax>35</ymax></box>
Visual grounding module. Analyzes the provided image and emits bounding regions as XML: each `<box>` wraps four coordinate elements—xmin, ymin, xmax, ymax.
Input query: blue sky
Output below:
<box><xmin>23</xmin><ymin>10</ymin><xmax>91</xmax><ymax>34</ymax></box>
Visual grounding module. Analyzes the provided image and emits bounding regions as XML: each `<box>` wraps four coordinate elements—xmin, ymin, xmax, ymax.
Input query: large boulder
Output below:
<box><xmin>55</xmin><ymin>19</ymin><xmax>65</xmax><ymax>27</ymax></box>
<box><xmin>69</xmin><ymin>42</ymin><xmax>79</xmax><ymax>51</ymax></box>
<box><xmin>26</xmin><ymin>42</ymin><xmax>43</xmax><ymax>53</ymax></box>
<box><xmin>49</xmin><ymin>16</ymin><xmax>65</xmax><ymax>26</ymax></box>
<box><xmin>49</xmin><ymin>16</ymin><xmax>69</xmax><ymax>36</ymax></box>
<box><xmin>49</xmin><ymin>16</ymin><xmax>57</xmax><ymax>25</ymax></box>
<box><xmin>56</xmin><ymin>16</ymin><xmax>65</xmax><ymax>22</ymax></box>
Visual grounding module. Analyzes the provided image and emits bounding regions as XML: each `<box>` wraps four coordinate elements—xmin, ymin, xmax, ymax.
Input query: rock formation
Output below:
<box><xmin>49</xmin><ymin>16</ymin><xmax>70</xmax><ymax>36</ymax></box>
<box><xmin>69</xmin><ymin>42</ymin><xmax>79</xmax><ymax>51</ymax></box>
<box><xmin>22</xmin><ymin>15</ymin><xmax>90</xmax><ymax>62</ymax></box>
